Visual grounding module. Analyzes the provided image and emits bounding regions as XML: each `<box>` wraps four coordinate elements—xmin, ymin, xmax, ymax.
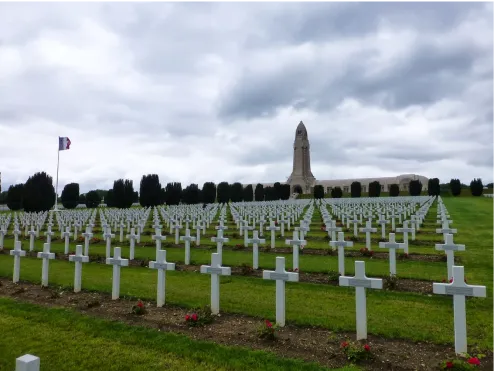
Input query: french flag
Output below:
<box><xmin>59</xmin><ymin>137</ymin><xmax>71</xmax><ymax>151</ymax></box>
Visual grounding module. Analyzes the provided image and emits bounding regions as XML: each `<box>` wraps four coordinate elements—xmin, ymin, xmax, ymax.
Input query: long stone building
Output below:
<box><xmin>245</xmin><ymin>121</ymin><xmax>428</xmax><ymax>195</ymax></box>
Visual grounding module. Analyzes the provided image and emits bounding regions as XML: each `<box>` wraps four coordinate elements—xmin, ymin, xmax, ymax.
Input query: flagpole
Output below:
<box><xmin>54</xmin><ymin>141</ymin><xmax>60</xmax><ymax>211</ymax></box>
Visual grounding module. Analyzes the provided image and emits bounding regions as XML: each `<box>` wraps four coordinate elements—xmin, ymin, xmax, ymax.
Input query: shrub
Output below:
<box><xmin>470</xmin><ymin>178</ymin><xmax>483</xmax><ymax>197</ymax></box>
<box><xmin>184</xmin><ymin>305</ymin><xmax>214</xmax><ymax>327</ymax></box>
<box><xmin>314</xmin><ymin>185</ymin><xmax>325</xmax><ymax>199</ymax></box>
<box><xmin>409</xmin><ymin>180</ymin><xmax>423</xmax><ymax>196</ymax></box>
<box><xmin>61</xmin><ymin>183</ymin><xmax>80</xmax><ymax>209</ymax></box>
<box><xmin>449</xmin><ymin>178</ymin><xmax>462</xmax><ymax>196</ymax></box>
<box><xmin>368</xmin><ymin>181</ymin><xmax>381</xmax><ymax>197</ymax></box>
<box><xmin>258</xmin><ymin>319</ymin><xmax>278</xmax><ymax>340</ymax></box>
<box><xmin>341</xmin><ymin>340</ymin><xmax>373</xmax><ymax>363</ymax></box>
<box><xmin>383</xmin><ymin>274</ymin><xmax>398</xmax><ymax>290</ymax></box>
<box><xmin>350</xmin><ymin>182</ymin><xmax>362</xmax><ymax>198</ymax></box>
<box><xmin>328</xmin><ymin>270</ymin><xmax>341</xmax><ymax>282</ymax></box>
<box><xmin>440</xmin><ymin>353</ymin><xmax>484</xmax><ymax>370</ymax></box>
<box><xmin>359</xmin><ymin>247</ymin><xmax>374</xmax><ymax>257</ymax></box>
<box><xmin>389</xmin><ymin>184</ymin><xmax>400</xmax><ymax>197</ymax></box>
<box><xmin>131</xmin><ymin>300</ymin><xmax>146</xmax><ymax>315</ymax></box>
<box><xmin>331</xmin><ymin>187</ymin><xmax>343</xmax><ymax>198</ymax></box>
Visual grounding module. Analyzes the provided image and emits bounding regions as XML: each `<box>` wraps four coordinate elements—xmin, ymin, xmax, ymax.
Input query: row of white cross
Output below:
<box><xmin>8</xmin><ymin>238</ymin><xmax>486</xmax><ymax>355</ymax></box>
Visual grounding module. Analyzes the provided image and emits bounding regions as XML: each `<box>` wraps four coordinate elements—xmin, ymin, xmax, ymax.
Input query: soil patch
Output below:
<box><xmin>1</xmin><ymin>278</ymin><xmax>491</xmax><ymax>371</ymax></box>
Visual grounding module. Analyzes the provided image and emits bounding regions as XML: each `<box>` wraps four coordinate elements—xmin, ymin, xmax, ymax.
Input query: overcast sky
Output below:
<box><xmin>0</xmin><ymin>2</ymin><xmax>492</xmax><ymax>194</ymax></box>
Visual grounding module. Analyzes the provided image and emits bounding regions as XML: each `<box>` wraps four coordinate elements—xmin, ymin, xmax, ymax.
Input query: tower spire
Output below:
<box><xmin>287</xmin><ymin>121</ymin><xmax>315</xmax><ymax>194</ymax></box>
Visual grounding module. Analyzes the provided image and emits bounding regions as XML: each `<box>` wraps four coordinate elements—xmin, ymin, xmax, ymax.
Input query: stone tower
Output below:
<box><xmin>287</xmin><ymin>121</ymin><xmax>316</xmax><ymax>194</ymax></box>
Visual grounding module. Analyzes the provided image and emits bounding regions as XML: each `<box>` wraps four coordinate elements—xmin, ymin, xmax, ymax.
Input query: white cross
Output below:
<box><xmin>194</xmin><ymin>223</ymin><xmax>202</xmax><ymax>246</ymax></box>
<box><xmin>152</xmin><ymin>229</ymin><xmax>166</xmax><ymax>256</ymax></box>
<box><xmin>173</xmin><ymin>222</ymin><xmax>182</xmax><ymax>244</ymax></box>
<box><xmin>42</xmin><ymin>225</ymin><xmax>52</xmax><ymax>245</ymax></box>
<box><xmin>436</xmin><ymin>223</ymin><xmax>457</xmax><ymax>242</ymax></box>
<box><xmin>37</xmin><ymin>243</ymin><xmax>55</xmax><ymax>287</ymax></box>
<box><xmin>119</xmin><ymin>222</ymin><xmax>125</xmax><ymax>242</ymax></box>
<box><xmin>359</xmin><ymin>221</ymin><xmax>377</xmax><ymax>250</ymax></box>
<box><xmin>433</xmin><ymin>266</ymin><xmax>486</xmax><ymax>354</ymax></box>
<box><xmin>246</xmin><ymin>230</ymin><xmax>265</xmax><ymax>269</ymax></box>
<box><xmin>82</xmin><ymin>228</ymin><xmax>93</xmax><ymax>256</ymax></box>
<box><xmin>12</xmin><ymin>226</ymin><xmax>21</xmax><ymax>245</ymax></box>
<box><xmin>395</xmin><ymin>221</ymin><xmax>415</xmax><ymax>253</ymax></box>
<box><xmin>377</xmin><ymin>215</ymin><xmax>389</xmax><ymax>239</ymax></box>
<box><xmin>325</xmin><ymin>220</ymin><xmax>341</xmax><ymax>241</ymax></box>
<box><xmin>339</xmin><ymin>261</ymin><xmax>383</xmax><ymax>340</ymax></box>
<box><xmin>0</xmin><ymin>227</ymin><xmax>6</xmax><ymax>249</ymax></box>
<box><xmin>349</xmin><ymin>217</ymin><xmax>359</xmax><ymax>237</ymax></box>
<box><xmin>16</xmin><ymin>354</ymin><xmax>40</xmax><ymax>371</ymax></box>
<box><xmin>298</xmin><ymin>220</ymin><xmax>309</xmax><ymax>240</ymax></box>
<box><xmin>104</xmin><ymin>228</ymin><xmax>115</xmax><ymax>258</ymax></box>
<box><xmin>27</xmin><ymin>227</ymin><xmax>36</xmax><ymax>252</ymax></box>
<box><xmin>330</xmin><ymin>232</ymin><xmax>353</xmax><ymax>276</ymax></box>
<box><xmin>262</xmin><ymin>256</ymin><xmax>299</xmax><ymax>327</ymax></box>
<box><xmin>180</xmin><ymin>228</ymin><xmax>196</xmax><ymax>265</ymax></box>
<box><xmin>106</xmin><ymin>247</ymin><xmax>129</xmax><ymax>300</ymax></box>
<box><xmin>200</xmin><ymin>253</ymin><xmax>231</xmax><ymax>315</ymax></box>
<box><xmin>215</xmin><ymin>220</ymin><xmax>228</xmax><ymax>232</ymax></box>
<box><xmin>265</xmin><ymin>221</ymin><xmax>280</xmax><ymax>249</ymax></box>
<box><xmin>240</xmin><ymin>221</ymin><xmax>253</xmax><ymax>247</ymax></box>
<box><xmin>211</xmin><ymin>229</ymin><xmax>229</xmax><ymax>263</ymax></box>
<box><xmin>435</xmin><ymin>234</ymin><xmax>465</xmax><ymax>280</ymax></box>
<box><xmin>379</xmin><ymin>233</ymin><xmax>405</xmax><ymax>275</ymax></box>
<box><xmin>61</xmin><ymin>226</ymin><xmax>71</xmax><ymax>254</ymax></box>
<box><xmin>10</xmin><ymin>241</ymin><xmax>26</xmax><ymax>283</ymax></box>
<box><xmin>149</xmin><ymin>249</ymin><xmax>176</xmax><ymax>307</ymax></box>
<box><xmin>69</xmin><ymin>244</ymin><xmax>89</xmax><ymax>292</ymax></box>
<box><xmin>126</xmin><ymin>227</ymin><xmax>138</xmax><ymax>260</ymax></box>
<box><xmin>285</xmin><ymin>229</ymin><xmax>306</xmax><ymax>271</ymax></box>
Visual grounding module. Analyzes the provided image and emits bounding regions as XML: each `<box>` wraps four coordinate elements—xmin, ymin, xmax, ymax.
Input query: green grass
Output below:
<box><xmin>0</xmin><ymin>196</ymin><xmax>492</xmax><ymax>351</ymax></box>
<box><xmin>0</xmin><ymin>297</ymin><xmax>357</xmax><ymax>371</ymax></box>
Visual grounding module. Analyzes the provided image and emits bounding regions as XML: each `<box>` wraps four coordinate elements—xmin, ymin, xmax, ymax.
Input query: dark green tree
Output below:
<box><xmin>254</xmin><ymin>183</ymin><xmax>264</xmax><ymax>201</ymax></box>
<box><xmin>106</xmin><ymin>189</ymin><xmax>115</xmax><ymax>207</ymax></box>
<box><xmin>449</xmin><ymin>178</ymin><xmax>462</xmax><ymax>196</ymax></box>
<box><xmin>427</xmin><ymin>178</ymin><xmax>440</xmax><ymax>196</ymax></box>
<box><xmin>264</xmin><ymin>186</ymin><xmax>276</xmax><ymax>201</ymax></box>
<box><xmin>23</xmin><ymin>172</ymin><xmax>56</xmax><ymax>212</ymax></box>
<box><xmin>139</xmin><ymin>174</ymin><xmax>162</xmax><ymax>207</ymax></box>
<box><xmin>182</xmin><ymin>183</ymin><xmax>201</xmax><ymax>204</ymax></box>
<box><xmin>273</xmin><ymin>182</ymin><xmax>282</xmax><ymax>200</ymax></box>
<box><xmin>487</xmin><ymin>183</ymin><xmax>493</xmax><ymax>189</ymax></box>
<box><xmin>85</xmin><ymin>190</ymin><xmax>101</xmax><ymax>208</ymax></box>
<box><xmin>368</xmin><ymin>181</ymin><xmax>381</xmax><ymax>197</ymax></box>
<box><xmin>313</xmin><ymin>185</ymin><xmax>324</xmax><ymax>199</ymax></box>
<box><xmin>112</xmin><ymin>179</ymin><xmax>135</xmax><ymax>208</ymax></box>
<box><xmin>217</xmin><ymin>182</ymin><xmax>230</xmax><ymax>204</ymax></box>
<box><xmin>61</xmin><ymin>183</ymin><xmax>79</xmax><ymax>209</ymax></box>
<box><xmin>280</xmin><ymin>184</ymin><xmax>291</xmax><ymax>200</ymax></box>
<box><xmin>79</xmin><ymin>194</ymin><xmax>86</xmax><ymax>204</ymax></box>
<box><xmin>470</xmin><ymin>178</ymin><xmax>483</xmax><ymax>196</ymax></box>
<box><xmin>243</xmin><ymin>184</ymin><xmax>254</xmax><ymax>202</ymax></box>
<box><xmin>331</xmin><ymin>187</ymin><xmax>342</xmax><ymax>198</ymax></box>
<box><xmin>7</xmin><ymin>184</ymin><xmax>24</xmax><ymax>210</ymax></box>
<box><xmin>409</xmin><ymin>180</ymin><xmax>423</xmax><ymax>196</ymax></box>
<box><xmin>230</xmin><ymin>182</ymin><xmax>243</xmax><ymax>202</ymax></box>
<box><xmin>201</xmin><ymin>182</ymin><xmax>217</xmax><ymax>204</ymax></box>
<box><xmin>350</xmin><ymin>182</ymin><xmax>362</xmax><ymax>198</ymax></box>
<box><xmin>164</xmin><ymin>182</ymin><xmax>182</xmax><ymax>205</ymax></box>
<box><xmin>389</xmin><ymin>184</ymin><xmax>400</xmax><ymax>197</ymax></box>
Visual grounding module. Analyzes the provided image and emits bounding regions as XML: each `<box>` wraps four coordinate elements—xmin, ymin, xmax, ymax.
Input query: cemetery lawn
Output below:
<box><xmin>0</xmin><ymin>297</ymin><xmax>356</xmax><ymax>371</ymax></box>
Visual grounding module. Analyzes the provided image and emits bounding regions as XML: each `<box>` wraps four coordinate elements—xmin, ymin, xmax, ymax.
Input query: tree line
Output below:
<box><xmin>0</xmin><ymin>172</ymin><xmax>490</xmax><ymax>211</ymax></box>
<box><xmin>312</xmin><ymin>178</ymin><xmax>490</xmax><ymax>199</ymax></box>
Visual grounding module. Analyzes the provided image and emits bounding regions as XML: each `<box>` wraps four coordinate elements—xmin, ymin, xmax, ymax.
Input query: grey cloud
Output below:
<box><xmin>219</xmin><ymin>35</ymin><xmax>491</xmax><ymax>120</ymax></box>
<box><xmin>243</xmin><ymin>3</ymin><xmax>484</xmax><ymax>48</ymax></box>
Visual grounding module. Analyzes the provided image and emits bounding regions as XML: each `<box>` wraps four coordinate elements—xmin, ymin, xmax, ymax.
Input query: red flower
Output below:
<box><xmin>364</xmin><ymin>344</ymin><xmax>370</xmax><ymax>351</ymax></box>
<box><xmin>442</xmin><ymin>279</ymin><xmax>447</xmax><ymax>283</ymax></box>
<box><xmin>449</xmin><ymin>278</ymin><xmax>453</xmax><ymax>283</ymax></box>
<box><xmin>185</xmin><ymin>314</ymin><xmax>190</xmax><ymax>321</ymax></box>
<box><xmin>446</xmin><ymin>362</ymin><xmax>453</xmax><ymax>368</ymax></box>
<box><xmin>468</xmin><ymin>357</ymin><xmax>480</xmax><ymax>366</ymax></box>
<box><xmin>191</xmin><ymin>313</ymin><xmax>198</xmax><ymax>321</ymax></box>
<box><xmin>137</xmin><ymin>301</ymin><xmax>144</xmax><ymax>308</ymax></box>
<box><xmin>341</xmin><ymin>341</ymin><xmax>349</xmax><ymax>348</ymax></box>
<box><xmin>265</xmin><ymin>319</ymin><xmax>273</xmax><ymax>328</ymax></box>
<box><xmin>294</xmin><ymin>268</ymin><xmax>299</xmax><ymax>272</ymax></box>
